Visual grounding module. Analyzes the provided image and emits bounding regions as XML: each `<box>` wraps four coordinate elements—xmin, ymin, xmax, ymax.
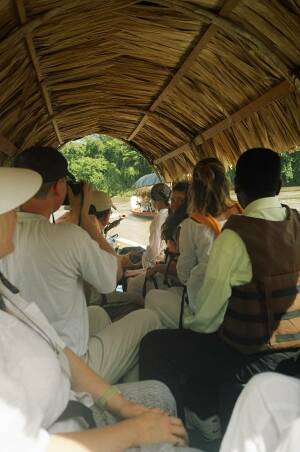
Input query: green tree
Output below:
<box><xmin>280</xmin><ymin>149</ymin><xmax>300</xmax><ymax>186</ymax></box>
<box><xmin>60</xmin><ymin>135</ymin><xmax>152</xmax><ymax>195</ymax></box>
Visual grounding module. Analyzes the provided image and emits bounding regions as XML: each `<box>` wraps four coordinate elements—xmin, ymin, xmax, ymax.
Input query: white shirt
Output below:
<box><xmin>142</xmin><ymin>208</ymin><xmax>168</xmax><ymax>268</ymax></box>
<box><xmin>0</xmin><ymin>280</ymin><xmax>92</xmax><ymax>452</ymax></box>
<box><xmin>0</xmin><ymin>212</ymin><xmax>117</xmax><ymax>356</ymax></box>
<box><xmin>177</xmin><ymin>217</ymin><xmax>225</xmax><ymax>312</ymax></box>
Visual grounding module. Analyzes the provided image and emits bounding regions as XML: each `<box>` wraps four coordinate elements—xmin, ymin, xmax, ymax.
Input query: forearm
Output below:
<box><xmin>86</xmin><ymin>230</ymin><xmax>123</xmax><ymax>280</ymax></box>
<box><xmin>90</xmin><ymin>232</ymin><xmax>123</xmax><ymax>280</ymax></box>
<box><xmin>48</xmin><ymin>420</ymin><xmax>137</xmax><ymax>452</ymax></box>
<box><xmin>64</xmin><ymin>347</ymin><xmax>126</xmax><ymax>415</ymax></box>
<box><xmin>92</xmin><ymin>232</ymin><xmax>117</xmax><ymax>256</ymax></box>
<box><xmin>80</xmin><ymin>212</ymin><xmax>116</xmax><ymax>257</ymax></box>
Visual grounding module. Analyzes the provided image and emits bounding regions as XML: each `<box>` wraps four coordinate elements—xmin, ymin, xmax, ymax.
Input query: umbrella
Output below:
<box><xmin>134</xmin><ymin>173</ymin><xmax>161</xmax><ymax>188</ymax></box>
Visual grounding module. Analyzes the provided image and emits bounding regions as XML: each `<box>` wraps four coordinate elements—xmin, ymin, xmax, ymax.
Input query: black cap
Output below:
<box><xmin>14</xmin><ymin>145</ymin><xmax>73</xmax><ymax>183</ymax></box>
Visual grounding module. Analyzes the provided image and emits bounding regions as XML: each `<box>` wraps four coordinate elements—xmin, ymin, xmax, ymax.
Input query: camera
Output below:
<box><xmin>63</xmin><ymin>180</ymin><xmax>83</xmax><ymax>205</ymax></box>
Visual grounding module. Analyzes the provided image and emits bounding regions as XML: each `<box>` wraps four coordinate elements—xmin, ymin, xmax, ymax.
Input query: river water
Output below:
<box><xmin>112</xmin><ymin>188</ymin><xmax>300</xmax><ymax>247</ymax></box>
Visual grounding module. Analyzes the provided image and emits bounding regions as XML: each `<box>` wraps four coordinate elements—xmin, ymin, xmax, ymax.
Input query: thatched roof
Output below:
<box><xmin>1</xmin><ymin>0</ymin><xmax>300</xmax><ymax>180</ymax></box>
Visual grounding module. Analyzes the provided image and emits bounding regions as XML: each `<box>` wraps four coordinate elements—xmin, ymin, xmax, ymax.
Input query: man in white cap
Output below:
<box><xmin>59</xmin><ymin>190</ymin><xmax>116</xmax><ymax>234</ymax></box>
<box><xmin>88</xmin><ymin>190</ymin><xmax>116</xmax><ymax>233</ymax></box>
<box><xmin>0</xmin><ymin>145</ymin><xmax>161</xmax><ymax>383</ymax></box>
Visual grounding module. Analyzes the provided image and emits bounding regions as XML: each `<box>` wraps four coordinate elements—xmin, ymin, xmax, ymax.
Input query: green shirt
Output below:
<box><xmin>184</xmin><ymin>197</ymin><xmax>287</xmax><ymax>333</ymax></box>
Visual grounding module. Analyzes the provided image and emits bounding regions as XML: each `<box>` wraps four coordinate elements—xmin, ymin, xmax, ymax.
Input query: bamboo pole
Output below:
<box><xmin>15</xmin><ymin>0</ymin><xmax>63</xmax><ymax>145</ymax></box>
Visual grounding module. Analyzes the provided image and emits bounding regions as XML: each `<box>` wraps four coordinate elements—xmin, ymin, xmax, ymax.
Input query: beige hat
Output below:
<box><xmin>0</xmin><ymin>168</ymin><xmax>42</xmax><ymax>214</ymax></box>
<box><xmin>91</xmin><ymin>190</ymin><xmax>115</xmax><ymax>212</ymax></box>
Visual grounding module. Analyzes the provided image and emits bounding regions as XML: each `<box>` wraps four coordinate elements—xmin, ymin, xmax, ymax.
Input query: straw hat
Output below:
<box><xmin>0</xmin><ymin>168</ymin><xmax>42</xmax><ymax>214</ymax></box>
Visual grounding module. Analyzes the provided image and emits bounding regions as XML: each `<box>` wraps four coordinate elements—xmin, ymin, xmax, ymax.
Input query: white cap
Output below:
<box><xmin>92</xmin><ymin>190</ymin><xmax>115</xmax><ymax>212</ymax></box>
<box><xmin>0</xmin><ymin>168</ymin><xmax>42</xmax><ymax>214</ymax></box>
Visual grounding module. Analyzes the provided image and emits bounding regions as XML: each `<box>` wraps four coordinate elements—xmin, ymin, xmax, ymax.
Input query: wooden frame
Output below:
<box><xmin>15</xmin><ymin>0</ymin><xmax>63</xmax><ymax>145</ymax></box>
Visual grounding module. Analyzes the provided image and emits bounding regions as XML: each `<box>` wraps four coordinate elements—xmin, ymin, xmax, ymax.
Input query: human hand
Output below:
<box><xmin>146</xmin><ymin>263</ymin><xmax>165</xmax><ymax>278</ymax></box>
<box><xmin>131</xmin><ymin>412</ymin><xmax>188</xmax><ymax>448</ymax></box>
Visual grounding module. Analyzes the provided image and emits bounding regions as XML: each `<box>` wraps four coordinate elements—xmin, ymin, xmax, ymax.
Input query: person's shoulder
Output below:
<box><xmin>188</xmin><ymin>217</ymin><xmax>214</xmax><ymax>234</ymax></box>
<box><xmin>159</xmin><ymin>208</ymin><xmax>168</xmax><ymax>217</ymax></box>
<box><xmin>54</xmin><ymin>221</ymin><xmax>82</xmax><ymax>232</ymax></box>
<box><xmin>180</xmin><ymin>217</ymin><xmax>190</xmax><ymax>227</ymax></box>
<box><xmin>179</xmin><ymin>217</ymin><xmax>193</xmax><ymax>233</ymax></box>
<box><xmin>215</xmin><ymin>227</ymin><xmax>244</xmax><ymax>251</ymax></box>
<box><xmin>54</xmin><ymin>222</ymin><xmax>92</xmax><ymax>241</ymax></box>
<box><xmin>39</xmin><ymin>222</ymin><xmax>90</xmax><ymax>250</ymax></box>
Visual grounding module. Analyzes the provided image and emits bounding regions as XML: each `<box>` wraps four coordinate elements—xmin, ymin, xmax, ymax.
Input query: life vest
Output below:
<box><xmin>219</xmin><ymin>206</ymin><xmax>300</xmax><ymax>354</ymax></box>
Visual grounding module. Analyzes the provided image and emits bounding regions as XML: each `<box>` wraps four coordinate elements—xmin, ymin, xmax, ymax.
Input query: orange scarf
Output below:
<box><xmin>230</xmin><ymin>202</ymin><xmax>243</xmax><ymax>214</ymax></box>
<box><xmin>191</xmin><ymin>213</ymin><xmax>222</xmax><ymax>236</ymax></box>
<box><xmin>191</xmin><ymin>202</ymin><xmax>243</xmax><ymax>236</ymax></box>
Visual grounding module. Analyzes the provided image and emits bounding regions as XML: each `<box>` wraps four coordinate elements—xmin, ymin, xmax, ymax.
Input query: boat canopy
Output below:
<box><xmin>0</xmin><ymin>1</ymin><xmax>300</xmax><ymax>180</ymax></box>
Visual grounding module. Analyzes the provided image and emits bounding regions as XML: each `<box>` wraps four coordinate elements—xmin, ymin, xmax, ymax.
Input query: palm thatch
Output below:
<box><xmin>0</xmin><ymin>0</ymin><xmax>300</xmax><ymax>179</ymax></box>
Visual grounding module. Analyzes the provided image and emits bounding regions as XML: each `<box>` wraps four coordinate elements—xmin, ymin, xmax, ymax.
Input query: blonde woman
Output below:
<box><xmin>0</xmin><ymin>167</ymin><xmax>201</xmax><ymax>452</ymax></box>
<box><xmin>146</xmin><ymin>157</ymin><xmax>241</xmax><ymax>330</ymax></box>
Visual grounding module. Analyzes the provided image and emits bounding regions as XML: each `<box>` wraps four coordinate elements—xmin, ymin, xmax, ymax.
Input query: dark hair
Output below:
<box><xmin>172</xmin><ymin>181</ymin><xmax>190</xmax><ymax>193</ymax></box>
<box><xmin>150</xmin><ymin>183</ymin><xmax>170</xmax><ymax>204</ymax></box>
<box><xmin>235</xmin><ymin>148</ymin><xmax>281</xmax><ymax>198</ymax></box>
<box><xmin>94</xmin><ymin>209</ymin><xmax>110</xmax><ymax>221</ymax></box>
<box><xmin>161</xmin><ymin>182</ymin><xmax>190</xmax><ymax>242</ymax></box>
<box><xmin>35</xmin><ymin>181</ymin><xmax>54</xmax><ymax>199</ymax></box>
<box><xmin>190</xmin><ymin>157</ymin><xmax>232</xmax><ymax>216</ymax></box>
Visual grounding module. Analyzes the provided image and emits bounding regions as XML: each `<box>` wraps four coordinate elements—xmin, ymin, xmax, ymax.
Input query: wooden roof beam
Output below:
<box><xmin>154</xmin><ymin>80</ymin><xmax>294</xmax><ymax>164</ymax></box>
<box><xmin>128</xmin><ymin>0</ymin><xmax>241</xmax><ymax>141</ymax></box>
<box><xmin>15</xmin><ymin>0</ymin><xmax>63</xmax><ymax>145</ymax></box>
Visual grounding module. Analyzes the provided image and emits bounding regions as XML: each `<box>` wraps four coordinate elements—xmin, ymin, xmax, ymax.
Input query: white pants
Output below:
<box><xmin>127</xmin><ymin>272</ymin><xmax>170</xmax><ymax>299</ymax></box>
<box><xmin>88</xmin><ymin>305</ymin><xmax>111</xmax><ymax>333</ymax></box>
<box><xmin>220</xmin><ymin>372</ymin><xmax>300</xmax><ymax>452</ymax></box>
<box><xmin>145</xmin><ymin>287</ymin><xmax>183</xmax><ymax>328</ymax></box>
<box><xmin>85</xmin><ymin>306</ymin><xmax>161</xmax><ymax>383</ymax></box>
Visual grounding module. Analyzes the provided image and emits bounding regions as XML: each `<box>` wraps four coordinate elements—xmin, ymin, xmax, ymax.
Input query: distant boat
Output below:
<box><xmin>130</xmin><ymin>209</ymin><xmax>155</xmax><ymax>218</ymax></box>
<box><xmin>130</xmin><ymin>193</ymin><xmax>155</xmax><ymax>218</ymax></box>
<box><xmin>131</xmin><ymin>173</ymin><xmax>161</xmax><ymax>217</ymax></box>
